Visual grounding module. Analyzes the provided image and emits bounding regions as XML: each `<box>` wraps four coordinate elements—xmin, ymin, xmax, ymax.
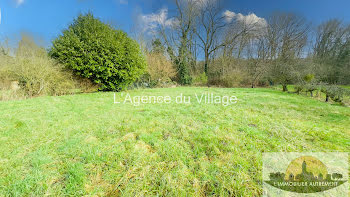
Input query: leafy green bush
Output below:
<box><xmin>303</xmin><ymin>74</ymin><xmax>315</xmax><ymax>83</ymax></box>
<box><xmin>193</xmin><ymin>72</ymin><xmax>208</xmax><ymax>86</ymax></box>
<box><xmin>49</xmin><ymin>13</ymin><xmax>146</xmax><ymax>91</ymax></box>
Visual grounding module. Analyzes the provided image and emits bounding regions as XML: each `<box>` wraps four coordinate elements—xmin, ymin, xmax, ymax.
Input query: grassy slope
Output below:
<box><xmin>272</xmin><ymin>85</ymin><xmax>350</xmax><ymax>106</ymax></box>
<box><xmin>0</xmin><ymin>87</ymin><xmax>349</xmax><ymax>196</ymax></box>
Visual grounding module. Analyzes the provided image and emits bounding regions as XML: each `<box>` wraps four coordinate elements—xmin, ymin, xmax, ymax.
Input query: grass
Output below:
<box><xmin>0</xmin><ymin>87</ymin><xmax>349</xmax><ymax>196</ymax></box>
<box><xmin>342</xmin><ymin>85</ymin><xmax>350</xmax><ymax>90</ymax></box>
<box><xmin>272</xmin><ymin>85</ymin><xmax>350</xmax><ymax>106</ymax></box>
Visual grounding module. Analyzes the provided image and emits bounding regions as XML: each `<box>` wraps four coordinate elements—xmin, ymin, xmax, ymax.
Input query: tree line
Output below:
<box><xmin>141</xmin><ymin>0</ymin><xmax>350</xmax><ymax>89</ymax></box>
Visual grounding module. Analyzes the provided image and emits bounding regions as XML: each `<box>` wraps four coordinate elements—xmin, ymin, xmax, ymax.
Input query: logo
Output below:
<box><xmin>263</xmin><ymin>153</ymin><xmax>348</xmax><ymax>196</ymax></box>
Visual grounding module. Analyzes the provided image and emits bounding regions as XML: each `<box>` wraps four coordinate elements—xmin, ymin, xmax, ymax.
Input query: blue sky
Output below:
<box><xmin>1</xmin><ymin>0</ymin><xmax>350</xmax><ymax>47</ymax></box>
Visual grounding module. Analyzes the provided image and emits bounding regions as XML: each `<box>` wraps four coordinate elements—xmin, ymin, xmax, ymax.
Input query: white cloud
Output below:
<box><xmin>137</xmin><ymin>1</ymin><xmax>233</xmax><ymax>32</ymax></box>
<box><xmin>224</xmin><ymin>10</ymin><xmax>268</xmax><ymax>37</ymax></box>
<box><xmin>223</xmin><ymin>10</ymin><xmax>236</xmax><ymax>23</ymax></box>
<box><xmin>224</xmin><ymin>10</ymin><xmax>266</xmax><ymax>27</ymax></box>
<box><xmin>138</xmin><ymin>8</ymin><xmax>178</xmax><ymax>35</ymax></box>
<box><xmin>238</xmin><ymin>13</ymin><xmax>267</xmax><ymax>27</ymax></box>
<box><xmin>15</xmin><ymin>0</ymin><xmax>25</xmax><ymax>7</ymax></box>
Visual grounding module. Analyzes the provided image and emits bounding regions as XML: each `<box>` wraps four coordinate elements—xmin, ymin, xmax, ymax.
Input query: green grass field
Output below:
<box><xmin>0</xmin><ymin>87</ymin><xmax>349</xmax><ymax>196</ymax></box>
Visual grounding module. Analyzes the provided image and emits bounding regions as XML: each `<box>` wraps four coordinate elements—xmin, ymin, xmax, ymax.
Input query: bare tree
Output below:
<box><xmin>194</xmin><ymin>0</ymin><xmax>227</xmax><ymax>75</ymax></box>
<box><xmin>313</xmin><ymin>19</ymin><xmax>350</xmax><ymax>84</ymax></box>
<box><xmin>216</xmin><ymin>12</ymin><xmax>270</xmax><ymax>87</ymax></box>
<box><xmin>159</xmin><ymin>0</ymin><xmax>198</xmax><ymax>84</ymax></box>
<box><xmin>247</xmin><ymin>36</ymin><xmax>270</xmax><ymax>88</ymax></box>
<box><xmin>266</xmin><ymin>12</ymin><xmax>310</xmax><ymax>91</ymax></box>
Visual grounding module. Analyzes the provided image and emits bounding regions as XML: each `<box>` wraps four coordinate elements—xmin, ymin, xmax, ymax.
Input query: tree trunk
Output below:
<box><xmin>310</xmin><ymin>91</ymin><xmax>313</xmax><ymax>97</ymax></box>
<box><xmin>204</xmin><ymin>51</ymin><xmax>209</xmax><ymax>75</ymax></box>
<box><xmin>282</xmin><ymin>85</ymin><xmax>288</xmax><ymax>92</ymax></box>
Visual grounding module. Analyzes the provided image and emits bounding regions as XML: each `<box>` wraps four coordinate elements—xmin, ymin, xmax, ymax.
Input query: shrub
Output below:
<box><xmin>145</xmin><ymin>52</ymin><xmax>176</xmax><ymax>87</ymax></box>
<box><xmin>207</xmin><ymin>57</ymin><xmax>250</xmax><ymax>87</ymax></box>
<box><xmin>49</xmin><ymin>13</ymin><xmax>146</xmax><ymax>91</ymax></box>
<box><xmin>321</xmin><ymin>85</ymin><xmax>348</xmax><ymax>103</ymax></box>
<box><xmin>74</xmin><ymin>77</ymin><xmax>100</xmax><ymax>93</ymax></box>
<box><xmin>304</xmin><ymin>83</ymin><xmax>319</xmax><ymax>97</ymax></box>
<box><xmin>209</xmin><ymin>68</ymin><xmax>248</xmax><ymax>87</ymax></box>
<box><xmin>304</xmin><ymin>74</ymin><xmax>315</xmax><ymax>83</ymax></box>
<box><xmin>177</xmin><ymin>61</ymin><xmax>193</xmax><ymax>85</ymax></box>
<box><xmin>0</xmin><ymin>35</ymin><xmax>76</xmax><ymax>100</ymax></box>
<box><xmin>13</xmin><ymin>57</ymin><xmax>76</xmax><ymax>97</ymax></box>
<box><xmin>193</xmin><ymin>72</ymin><xmax>208</xmax><ymax>86</ymax></box>
<box><xmin>294</xmin><ymin>84</ymin><xmax>304</xmax><ymax>94</ymax></box>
